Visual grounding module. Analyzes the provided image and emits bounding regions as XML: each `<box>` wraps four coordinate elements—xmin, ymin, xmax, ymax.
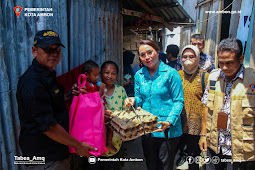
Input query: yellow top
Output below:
<box><xmin>178</xmin><ymin>69</ymin><xmax>209</xmax><ymax>135</ymax></box>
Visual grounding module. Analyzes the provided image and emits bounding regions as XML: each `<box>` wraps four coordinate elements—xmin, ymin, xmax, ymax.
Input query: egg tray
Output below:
<box><xmin>109</xmin><ymin>107</ymin><xmax>159</xmax><ymax>141</ymax></box>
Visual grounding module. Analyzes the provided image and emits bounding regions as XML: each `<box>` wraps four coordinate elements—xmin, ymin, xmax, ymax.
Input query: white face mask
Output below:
<box><xmin>183</xmin><ymin>59</ymin><xmax>198</xmax><ymax>74</ymax></box>
<box><xmin>183</xmin><ymin>59</ymin><xmax>194</xmax><ymax>66</ymax></box>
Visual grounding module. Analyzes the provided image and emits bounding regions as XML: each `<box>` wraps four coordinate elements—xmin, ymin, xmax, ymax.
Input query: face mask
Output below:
<box><xmin>182</xmin><ymin>59</ymin><xmax>198</xmax><ymax>74</ymax></box>
<box><xmin>183</xmin><ymin>59</ymin><xmax>194</xmax><ymax>66</ymax></box>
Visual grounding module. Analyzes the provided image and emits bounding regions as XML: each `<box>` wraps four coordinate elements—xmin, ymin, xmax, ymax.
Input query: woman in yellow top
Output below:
<box><xmin>176</xmin><ymin>45</ymin><xmax>209</xmax><ymax>170</ymax></box>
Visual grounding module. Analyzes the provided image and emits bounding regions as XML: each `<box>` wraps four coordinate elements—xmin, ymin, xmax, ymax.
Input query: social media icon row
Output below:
<box><xmin>186</xmin><ymin>156</ymin><xmax>220</xmax><ymax>164</ymax></box>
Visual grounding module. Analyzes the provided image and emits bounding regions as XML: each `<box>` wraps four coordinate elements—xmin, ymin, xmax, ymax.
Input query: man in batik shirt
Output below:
<box><xmin>190</xmin><ymin>34</ymin><xmax>215</xmax><ymax>72</ymax></box>
<box><xmin>199</xmin><ymin>38</ymin><xmax>255</xmax><ymax>170</ymax></box>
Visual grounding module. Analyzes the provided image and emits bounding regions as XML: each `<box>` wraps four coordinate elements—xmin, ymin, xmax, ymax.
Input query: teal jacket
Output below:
<box><xmin>135</xmin><ymin>61</ymin><xmax>184</xmax><ymax>138</ymax></box>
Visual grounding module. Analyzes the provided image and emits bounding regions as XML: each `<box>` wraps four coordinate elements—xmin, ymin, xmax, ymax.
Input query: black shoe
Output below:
<box><xmin>176</xmin><ymin>156</ymin><xmax>187</xmax><ymax>167</ymax></box>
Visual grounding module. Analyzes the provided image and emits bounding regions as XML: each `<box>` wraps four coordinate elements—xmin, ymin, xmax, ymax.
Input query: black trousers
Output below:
<box><xmin>207</xmin><ymin>148</ymin><xmax>255</xmax><ymax>170</ymax></box>
<box><xmin>177</xmin><ymin>133</ymin><xmax>201</xmax><ymax>170</ymax></box>
<box><xmin>142</xmin><ymin>135</ymin><xmax>180</xmax><ymax>170</ymax></box>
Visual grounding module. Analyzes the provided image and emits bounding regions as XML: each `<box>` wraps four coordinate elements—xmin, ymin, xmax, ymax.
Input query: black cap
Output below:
<box><xmin>33</xmin><ymin>30</ymin><xmax>65</xmax><ymax>48</ymax></box>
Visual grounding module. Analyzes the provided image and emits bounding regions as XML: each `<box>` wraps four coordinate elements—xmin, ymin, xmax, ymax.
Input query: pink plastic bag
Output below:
<box><xmin>69</xmin><ymin>74</ymin><xmax>108</xmax><ymax>156</ymax></box>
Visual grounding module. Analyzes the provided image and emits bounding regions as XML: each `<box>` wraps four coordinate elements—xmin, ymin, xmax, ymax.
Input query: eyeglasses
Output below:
<box><xmin>191</xmin><ymin>43</ymin><xmax>203</xmax><ymax>47</ymax></box>
<box><xmin>140</xmin><ymin>50</ymin><xmax>154</xmax><ymax>58</ymax></box>
<box><xmin>41</xmin><ymin>47</ymin><xmax>61</xmax><ymax>54</ymax></box>
<box><xmin>182</xmin><ymin>55</ymin><xmax>196</xmax><ymax>59</ymax></box>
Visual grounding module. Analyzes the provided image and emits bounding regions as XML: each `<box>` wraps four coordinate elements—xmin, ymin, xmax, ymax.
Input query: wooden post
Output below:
<box><xmin>214</xmin><ymin>0</ymin><xmax>223</xmax><ymax>68</ymax></box>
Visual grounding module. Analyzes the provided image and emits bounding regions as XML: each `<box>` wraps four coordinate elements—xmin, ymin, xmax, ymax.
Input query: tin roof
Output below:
<box><xmin>122</xmin><ymin>0</ymin><xmax>195</xmax><ymax>28</ymax></box>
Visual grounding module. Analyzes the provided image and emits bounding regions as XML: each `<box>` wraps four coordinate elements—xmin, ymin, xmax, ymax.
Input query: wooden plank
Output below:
<box><xmin>134</xmin><ymin>0</ymin><xmax>175</xmax><ymax>31</ymax></box>
<box><xmin>202</xmin><ymin>5</ymin><xmax>210</xmax><ymax>38</ymax></box>
<box><xmin>135</xmin><ymin>0</ymin><xmax>157</xmax><ymax>15</ymax></box>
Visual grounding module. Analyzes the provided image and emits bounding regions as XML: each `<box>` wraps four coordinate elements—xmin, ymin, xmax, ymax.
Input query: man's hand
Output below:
<box><xmin>72</xmin><ymin>84</ymin><xmax>88</xmax><ymax>96</ymax></box>
<box><xmin>74</xmin><ymin>142</ymin><xmax>98</xmax><ymax>158</ymax></box>
<box><xmin>68</xmin><ymin>83</ymin><xmax>88</xmax><ymax>96</ymax></box>
<box><xmin>44</xmin><ymin>124</ymin><xmax>97</xmax><ymax>158</ymax></box>
<box><xmin>199</xmin><ymin>136</ymin><xmax>207</xmax><ymax>152</ymax></box>
<box><xmin>124</xmin><ymin>97</ymin><xmax>135</xmax><ymax>107</ymax></box>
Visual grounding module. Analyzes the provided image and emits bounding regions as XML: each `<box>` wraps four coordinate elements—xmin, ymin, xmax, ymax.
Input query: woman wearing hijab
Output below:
<box><xmin>176</xmin><ymin>45</ymin><xmax>209</xmax><ymax>170</ymax></box>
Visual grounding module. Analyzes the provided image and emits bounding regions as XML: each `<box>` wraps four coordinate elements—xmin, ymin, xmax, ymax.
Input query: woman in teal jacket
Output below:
<box><xmin>125</xmin><ymin>40</ymin><xmax>184</xmax><ymax>170</ymax></box>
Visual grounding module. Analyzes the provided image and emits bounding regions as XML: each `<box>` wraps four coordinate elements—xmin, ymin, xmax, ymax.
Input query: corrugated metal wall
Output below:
<box><xmin>0</xmin><ymin>0</ymin><xmax>122</xmax><ymax>169</ymax></box>
<box><xmin>69</xmin><ymin>0</ymin><xmax>123</xmax><ymax>75</ymax></box>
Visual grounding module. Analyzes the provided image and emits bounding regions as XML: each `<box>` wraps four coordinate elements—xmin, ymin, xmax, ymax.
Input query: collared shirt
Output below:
<box><xmin>134</xmin><ymin>61</ymin><xmax>184</xmax><ymax>138</ymax></box>
<box><xmin>200</xmin><ymin>52</ymin><xmax>215</xmax><ymax>72</ymax></box>
<box><xmin>201</xmin><ymin>65</ymin><xmax>245</xmax><ymax>156</ymax></box>
<box><xmin>16</xmin><ymin>59</ymin><xmax>69</xmax><ymax>162</ymax></box>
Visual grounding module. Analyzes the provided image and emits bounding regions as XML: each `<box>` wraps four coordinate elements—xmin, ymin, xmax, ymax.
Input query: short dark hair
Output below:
<box><xmin>138</xmin><ymin>40</ymin><xmax>160</xmax><ymax>54</ymax></box>
<box><xmin>191</xmin><ymin>34</ymin><xmax>205</xmax><ymax>43</ymax></box>
<box><xmin>166</xmin><ymin>44</ymin><xmax>179</xmax><ymax>58</ymax></box>
<box><xmin>217</xmin><ymin>38</ymin><xmax>243</xmax><ymax>59</ymax></box>
<box><xmin>101</xmin><ymin>61</ymin><xmax>119</xmax><ymax>74</ymax></box>
<box><xmin>82</xmin><ymin>60</ymin><xmax>99</xmax><ymax>74</ymax></box>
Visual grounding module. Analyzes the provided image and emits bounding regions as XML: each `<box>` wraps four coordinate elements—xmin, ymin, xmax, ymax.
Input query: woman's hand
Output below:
<box><xmin>199</xmin><ymin>136</ymin><xmax>207</xmax><ymax>152</ymax></box>
<box><xmin>156</xmin><ymin>121</ymin><xmax>171</xmax><ymax>132</ymax></box>
<box><xmin>105</xmin><ymin>110</ymin><xmax>113</xmax><ymax>121</ymax></box>
<box><xmin>124</xmin><ymin>97</ymin><xmax>135</xmax><ymax>107</ymax></box>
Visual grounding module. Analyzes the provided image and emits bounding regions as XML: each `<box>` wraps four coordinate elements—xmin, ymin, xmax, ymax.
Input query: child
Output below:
<box><xmin>101</xmin><ymin>61</ymin><xmax>128</xmax><ymax>158</ymax></box>
<box><xmin>82</xmin><ymin>60</ymin><xmax>104</xmax><ymax>97</ymax></box>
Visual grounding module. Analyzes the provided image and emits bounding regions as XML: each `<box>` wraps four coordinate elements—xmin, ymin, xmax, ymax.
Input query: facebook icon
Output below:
<box><xmin>186</xmin><ymin>156</ymin><xmax>194</xmax><ymax>164</ymax></box>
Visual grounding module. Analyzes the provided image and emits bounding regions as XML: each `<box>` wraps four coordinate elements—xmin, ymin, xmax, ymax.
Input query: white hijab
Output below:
<box><xmin>181</xmin><ymin>45</ymin><xmax>200</xmax><ymax>74</ymax></box>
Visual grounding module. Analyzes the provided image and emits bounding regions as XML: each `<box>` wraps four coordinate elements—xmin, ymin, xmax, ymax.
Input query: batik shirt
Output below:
<box><xmin>200</xmin><ymin>52</ymin><xmax>215</xmax><ymax>73</ymax></box>
<box><xmin>179</xmin><ymin>69</ymin><xmax>209</xmax><ymax>135</ymax></box>
<box><xmin>201</xmin><ymin>65</ymin><xmax>245</xmax><ymax>156</ymax></box>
